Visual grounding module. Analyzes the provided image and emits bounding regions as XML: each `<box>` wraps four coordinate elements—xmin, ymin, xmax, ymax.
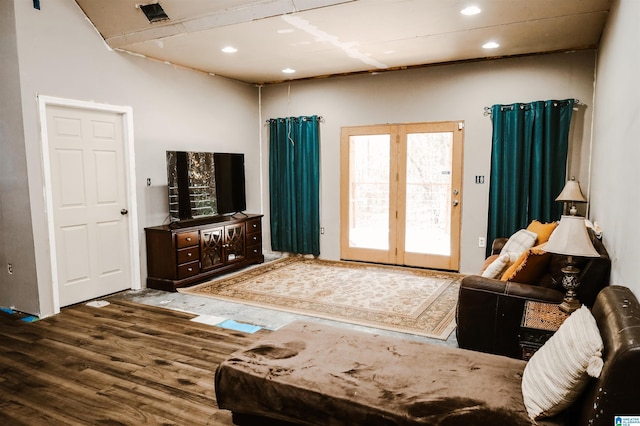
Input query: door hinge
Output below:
<box><xmin>458</xmin><ymin>122</ymin><xmax>464</xmax><ymax>130</ymax></box>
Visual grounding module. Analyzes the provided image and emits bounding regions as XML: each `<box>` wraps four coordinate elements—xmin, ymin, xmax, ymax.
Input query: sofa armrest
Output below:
<box><xmin>456</xmin><ymin>275</ymin><xmax>564</xmax><ymax>358</ymax></box>
<box><xmin>491</xmin><ymin>238</ymin><xmax>509</xmax><ymax>255</ymax></box>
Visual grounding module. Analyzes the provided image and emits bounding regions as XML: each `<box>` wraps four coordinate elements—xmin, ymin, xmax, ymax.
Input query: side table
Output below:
<box><xmin>519</xmin><ymin>300</ymin><xmax>570</xmax><ymax>360</ymax></box>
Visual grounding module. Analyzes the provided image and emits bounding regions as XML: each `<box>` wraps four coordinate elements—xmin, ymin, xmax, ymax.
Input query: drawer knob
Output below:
<box><xmin>187</xmin><ymin>253</ymin><xmax>192</xmax><ymax>257</ymax></box>
<box><xmin>186</xmin><ymin>237</ymin><xmax>192</xmax><ymax>242</ymax></box>
<box><xmin>187</xmin><ymin>267</ymin><xmax>193</xmax><ymax>272</ymax></box>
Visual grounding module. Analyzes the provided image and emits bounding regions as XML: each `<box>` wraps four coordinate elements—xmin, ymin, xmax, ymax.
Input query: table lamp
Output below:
<box><xmin>544</xmin><ymin>215</ymin><xmax>600</xmax><ymax>313</ymax></box>
<box><xmin>555</xmin><ymin>177</ymin><xmax>587</xmax><ymax>215</ymax></box>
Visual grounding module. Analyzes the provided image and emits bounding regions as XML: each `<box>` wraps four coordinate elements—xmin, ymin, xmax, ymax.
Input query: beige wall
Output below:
<box><xmin>590</xmin><ymin>0</ymin><xmax>640</xmax><ymax>296</ymax></box>
<box><xmin>261</xmin><ymin>51</ymin><xmax>598</xmax><ymax>274</ymax></box>
<box><xmin>0</xmin><ymin>0</ymin><xmax>40</xmax><ymax>314</ymax></box>
<box><xmin>3</xmin><ymin>0</ymin><xmax>260</xmax><ymax>316</ymax></box>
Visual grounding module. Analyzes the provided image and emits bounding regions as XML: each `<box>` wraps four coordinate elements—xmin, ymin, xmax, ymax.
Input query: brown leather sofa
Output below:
<box><xmin>456</xmin><ymin>228</ymin><xmax>610</xmax><ymax>359</ymax></box>
<box><xmin>215</xmin><ymin>286</ymin><xmax>640</xmax><ymax>425</ymax></box>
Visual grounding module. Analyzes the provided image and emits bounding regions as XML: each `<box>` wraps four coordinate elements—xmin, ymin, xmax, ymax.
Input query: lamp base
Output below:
<box><xmin>558</xmin><ymin>298</ymin><xmax>581</xmax><ymax>313</ymax></box>
<box><xmin>558</xmin><ymin>290</ymin><xmax>581</xmax><ymax>313</ymax></box>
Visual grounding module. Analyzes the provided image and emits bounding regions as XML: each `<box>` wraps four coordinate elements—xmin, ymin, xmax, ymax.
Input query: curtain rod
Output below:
<box><xmin>265</xmin><ymin>116</ymin><xmax>324</xmax><ymax>124</ymax></box>
<box><xmin>483</xmin><ymin>99</ymin><xmax>582</xmax><ymax>116</ymax></box>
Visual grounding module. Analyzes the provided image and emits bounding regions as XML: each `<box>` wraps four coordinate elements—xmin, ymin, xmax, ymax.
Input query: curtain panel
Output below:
<box><xmin>487</xmin><ymin>99</ymin><xmax>574</xmax><ymax>255</ymax></box>
<box><xmin>268</xmin><ymin>116</ymin><xmax>321</xmax><ymax>256</ymax></box>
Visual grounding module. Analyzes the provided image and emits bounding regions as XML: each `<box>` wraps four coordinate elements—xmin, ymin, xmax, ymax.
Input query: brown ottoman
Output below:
<box><xmin>215</xmin><ymin>321</ymin><xmax>567</xmax><ymax>425</ymax></box>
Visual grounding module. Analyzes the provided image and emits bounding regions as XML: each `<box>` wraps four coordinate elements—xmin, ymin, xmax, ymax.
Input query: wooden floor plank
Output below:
<box><xmin>0</xmin><ymin>297</ymin><xmax>269</xmax><ymax>425</ymax></box>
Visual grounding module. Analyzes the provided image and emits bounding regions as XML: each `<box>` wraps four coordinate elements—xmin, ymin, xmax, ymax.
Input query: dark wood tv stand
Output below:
<box><xmin>145</xmin><ymin>214</ymin><xmax>264</xmax><ymax>291</ymax></box>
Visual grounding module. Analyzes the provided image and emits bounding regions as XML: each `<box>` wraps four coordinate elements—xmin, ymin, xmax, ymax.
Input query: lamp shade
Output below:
<box><xmin>555</xmin><ymin>180</ymin><xmax>587</xmax><ymax>203</ymax></box>
<box><xmin>544</xmin><ymin>215</ymin><xmax>599</xmax><ymax>257</ymax></box>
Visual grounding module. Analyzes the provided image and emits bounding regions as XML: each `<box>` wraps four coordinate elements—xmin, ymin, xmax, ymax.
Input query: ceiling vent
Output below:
<box><xmin>140</xmin><ymin>3</ymin><xmax>169</xmax><ymax>23</ymax></box>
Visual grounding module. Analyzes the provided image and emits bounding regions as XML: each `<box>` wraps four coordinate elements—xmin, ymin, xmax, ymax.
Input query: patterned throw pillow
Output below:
<box><xmin>500</xmin><ymin>229</ymin><xmax>538</xmax><ymax>256</ymax></box>
<box><xmin>521</xmin><ymin>306</ymin><xmax>604</xmax><ymax>419</ymax></box>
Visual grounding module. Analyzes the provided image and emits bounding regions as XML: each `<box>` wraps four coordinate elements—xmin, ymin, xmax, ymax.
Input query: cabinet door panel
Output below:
<box><xmin>225</xmin><ymin>223</ymin><xmax>246</xmax><ymax>264</ymax></box>
<box><xmin>201</xmin><ymin>226</ymin><xmax>224</xmax><ymax>271</ymax></box>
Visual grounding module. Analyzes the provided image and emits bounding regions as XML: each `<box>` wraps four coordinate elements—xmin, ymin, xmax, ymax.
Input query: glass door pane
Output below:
<box><xmin>405</xmin><ymin>132</ymin><xmax>453</xmax><ymax>256</ymax></box>
<box><xmin>348</xmin><ymin>134</ymin><xmax>390</xmax><ymax>250</ymax></box>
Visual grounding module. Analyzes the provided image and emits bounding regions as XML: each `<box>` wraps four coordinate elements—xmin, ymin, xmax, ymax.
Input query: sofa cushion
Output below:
<box><xmin>527</xmin><ymin>220</ymin><xmax>559</xmax><ymax>244</ymax></box>
<box><xmin>521</xmin><ymin>305</ymin><xmax>604</xmax><ymax>420</ymax></box>
<box><xmin>500</xmin><ymin>229</ymin><xmax>538</xmax><ymax>256</ymax></box>
<box><xmin>501</xmin><ymin>244</ymin><xmax>551</xmax><ymax>284</ymax></box>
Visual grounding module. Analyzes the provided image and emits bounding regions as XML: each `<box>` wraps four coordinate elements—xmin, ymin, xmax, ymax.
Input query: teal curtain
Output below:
<box><xmin>487</xmin><ymin>99</ymin><xmax>574</xmax><ymax>255</ymax></box>
<box><xmin>269</xmin><ymin>116</ymin><xmax>321</xmax><ymax>256</ymax></box>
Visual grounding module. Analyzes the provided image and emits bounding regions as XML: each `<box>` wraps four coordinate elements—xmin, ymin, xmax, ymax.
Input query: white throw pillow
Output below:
<box><xmin>500</xmin><ymin>229</ymin><xmax>537</xmax><ymax>256</ymax></box>
<box><xmin>521</xmin><ymin>305</ymin><xmax>604</xmax><ymax>419</ymax></box>
<box><xmin>481</xmin><ymin>252</ymin><xmax>518</xmax><ymax>279</ymax></box>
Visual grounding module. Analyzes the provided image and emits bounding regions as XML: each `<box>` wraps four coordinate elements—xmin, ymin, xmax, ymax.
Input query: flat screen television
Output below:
<box><xmin>214</xmin><ymin>152</ymin><xmax>247</xmax><ymax>215</ymax></box>
<box><xmin>166</xmin><ymin>151</ymin><xmax>246</xmax><ymax>223</ymax></box>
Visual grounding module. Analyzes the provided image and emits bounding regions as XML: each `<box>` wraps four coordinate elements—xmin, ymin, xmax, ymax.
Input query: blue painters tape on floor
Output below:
<box><xmin>217</xmin><ymin>319</ymin><xmax>261</xmax><ymax>334</ymax></box>
<box><xmin>0</xmin><ymin>307</ymin><xmax>15</xmax><ymax>315</ymax></box>
<box><xmin>20</xmin><ymin>316</ymin><xmax>39</xmax><ymax>323</ymax></box>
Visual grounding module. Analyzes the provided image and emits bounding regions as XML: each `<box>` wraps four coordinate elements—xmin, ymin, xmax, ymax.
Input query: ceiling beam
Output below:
<box><xmin>105</xmin><ymin>0</ymin><xmax>355</xmax><ymax>49</ymax></box>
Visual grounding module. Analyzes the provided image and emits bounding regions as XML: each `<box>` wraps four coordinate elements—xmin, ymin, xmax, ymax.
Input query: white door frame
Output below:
<box><xmin>38</xmin><ymin>95</ymin><xmax>141</xmax><ymax>314</ymax></box>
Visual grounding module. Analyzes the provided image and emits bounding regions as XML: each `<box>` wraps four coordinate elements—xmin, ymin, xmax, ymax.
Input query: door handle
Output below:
<box><xmin>453</xmin><ymin>200</ymin><xmax>459</xmax><ymax>206</ymax></box>
<box><xmin>120</xmin><ymin>209</ymin><xmax>128</xmax><ymax>215</ymax></box>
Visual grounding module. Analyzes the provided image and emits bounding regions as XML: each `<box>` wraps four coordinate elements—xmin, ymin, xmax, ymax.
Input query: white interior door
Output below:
<box><xmin>46</xmin><ymin>105</ymin><xmax>132</xmax><ymax>307</ymax></box>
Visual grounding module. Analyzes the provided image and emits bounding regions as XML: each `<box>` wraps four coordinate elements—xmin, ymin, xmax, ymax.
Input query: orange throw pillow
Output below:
<box><xmin>527</xmin><ymin>220</ymin><xmax>559</xmax><ymax>244</ymax></box>
<box><xmin>501</xmin><ymin>244</ymin><xmax>551</xmax><ymax>284</ymax></box>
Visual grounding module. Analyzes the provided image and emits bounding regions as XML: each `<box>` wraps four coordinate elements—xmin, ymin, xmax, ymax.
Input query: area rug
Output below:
<box><xmin>180</xmin><ymin>256</ymin><xmax>463</xmax><ymax>340</ymax></box>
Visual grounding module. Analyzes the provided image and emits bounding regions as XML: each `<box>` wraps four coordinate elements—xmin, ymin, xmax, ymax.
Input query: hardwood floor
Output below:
<box><xmin>0</xmin><ymin>296</ymin><xmax>271</xmax><ymax>425</ymax></box>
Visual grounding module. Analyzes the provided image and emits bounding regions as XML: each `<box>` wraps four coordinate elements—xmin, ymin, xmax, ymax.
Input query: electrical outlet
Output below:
<box><xmin>7</xmin><ymin>263</ymin><xmax>13</xmax><ymax>274</ymax></box>
<box><xmin>478</xmin><ymin>237</ymin><xmax>486</xmax><ymax>248</ymax></box>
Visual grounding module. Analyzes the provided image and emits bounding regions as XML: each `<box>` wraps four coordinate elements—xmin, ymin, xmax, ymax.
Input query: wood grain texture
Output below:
<box><xmin>0</xmin><ymin>297</ymin><xmax>269</xmax><ymax>425</ymax></box>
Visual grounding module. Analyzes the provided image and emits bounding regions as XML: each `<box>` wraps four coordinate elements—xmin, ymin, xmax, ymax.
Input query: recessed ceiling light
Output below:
<box><xmin>461</xmin><ymin>6</ymin><xmax>481</xmax><ymax>16</ymax></box>
<box><xmin>282</xmin><ymin>68</ymin><xmax>296</xmax><ymax>74</ymax></box>
<box><xmin>221</xmin><ymin>46</ymin><xmax>238</xmax><ymax>53</ymax></box>
<box><xmin>482</xmin><ymin>41</ymin><xmax>500</xmax><ymax>49</ymax></box>
<box><xmin>277</xmin><ymin>29</ymin><xmax>295</xmax><ymax>34</ymax></box>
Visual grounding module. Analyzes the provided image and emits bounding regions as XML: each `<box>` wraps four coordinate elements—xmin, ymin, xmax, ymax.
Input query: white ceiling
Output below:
<box><xmin>74</xmin><ymin>0</ymin><xmax>612</xmax><ymax>85</ymax></box>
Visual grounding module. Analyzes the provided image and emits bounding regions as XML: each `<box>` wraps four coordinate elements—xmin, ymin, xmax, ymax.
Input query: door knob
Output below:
<box><xmin>120</xmin><ymin>209</ymin><xmax>128</xmax><ymax>215</ymax></box>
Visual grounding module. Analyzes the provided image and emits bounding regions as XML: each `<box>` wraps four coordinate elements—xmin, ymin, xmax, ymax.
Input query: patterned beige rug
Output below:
<box><xmin>181</xmin><ymin>256</ymin><xmax>463</xmax><ymax>340</ymax></box>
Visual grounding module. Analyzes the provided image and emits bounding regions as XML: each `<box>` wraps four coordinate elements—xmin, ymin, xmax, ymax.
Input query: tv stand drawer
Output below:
<box><xmin>177</xmin><ymin>246</ymin><xmax>199</xmax><ymax>264</ymax></box>
<box><xmin>178</xmin><ymin>261</ymin><xmax>199</xmax><ymax>279</ymax></box>
<box><xmin>247</xmin><ymin>218</ymin><xmax>261</xmax><ymax>234</ymax></box>
<box><xmin>176</xmin><ymin>231</ymin><xmax>198</xmax><ymax>248</ymax></box>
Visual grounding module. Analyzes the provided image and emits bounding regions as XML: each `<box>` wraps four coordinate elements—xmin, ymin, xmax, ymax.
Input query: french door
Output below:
<box><xmin>340</xmin><ymin>121</ymin><xmax>463</xmax><ymax>271</ymax></box>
